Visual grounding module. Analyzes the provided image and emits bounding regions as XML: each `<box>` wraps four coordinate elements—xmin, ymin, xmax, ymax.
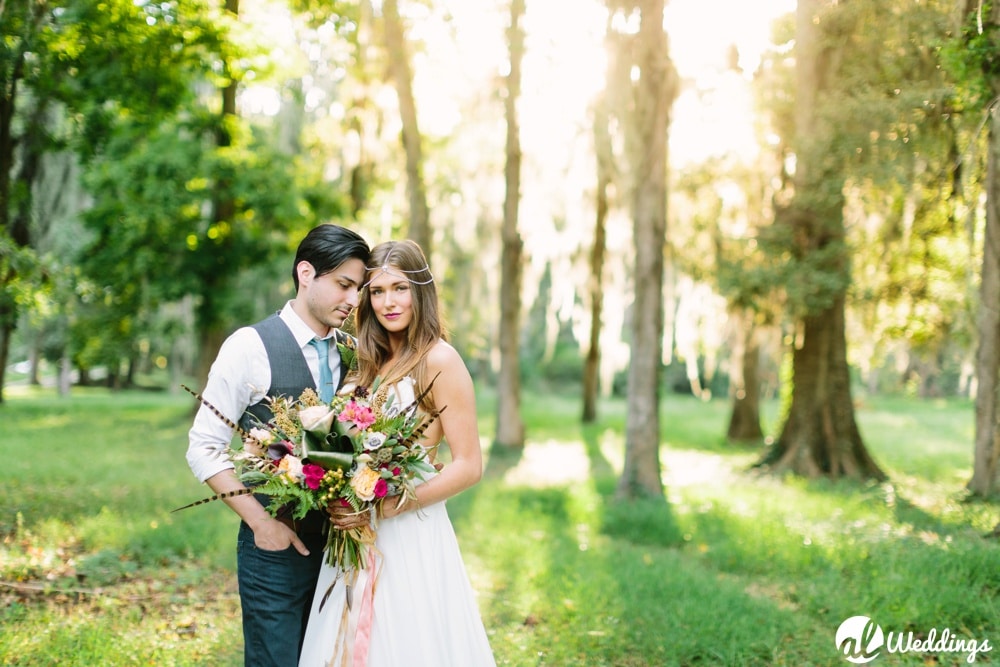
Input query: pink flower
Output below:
<box><xmin>373</xmin><ymin>478</ymin><xmax>388</xmax><ymax>499</ymax></box>
<box><xmin>302</xmin><ymin>464</ymin><xmax>325</xmax><ymax>490</ymax></box>
<box><xmin>337</xmin><ymin>400</ymin><xmax>376</xmax><ymax>431</ymax></box>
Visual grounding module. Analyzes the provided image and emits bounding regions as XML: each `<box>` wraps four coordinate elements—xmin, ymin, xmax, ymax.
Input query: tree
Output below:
<box><xmin>959</xmin><ymin>0</ymin><xmax>1000</xmax><ymax>497</ymax></box>
<box><xmin>617</xmin><ymin>0</ymin><xmax>678</xmax><ymax>500</ymax></box>
<box><xmin>674</xmin><ymin>157</ymin><xmax>775</xmax><ymax>443</ymax></box>
<box><xmin>0</xmin><ymin>0</ymin><xmax>221</xmax><ymax>401</ymax></box>
<box><xmin>757</xmin><ymin>0</ymin><xmax>885</xmax><ymax>480</ymax></box>
<box><xmin>70</xmin><ymin>1</ymin><xmax>352</xmax><ymax>390</ymax></box>
<box><xmin>495</xmin><ymin>0</ymin><xmax>526</xmax><ymax>449</ymax></box>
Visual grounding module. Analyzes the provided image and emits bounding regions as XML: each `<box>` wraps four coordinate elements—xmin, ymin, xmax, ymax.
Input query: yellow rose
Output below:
<box><xmin>350</xmin><ymin>465</ymin><xmax>381</xmax><ymax>501</ymax></box>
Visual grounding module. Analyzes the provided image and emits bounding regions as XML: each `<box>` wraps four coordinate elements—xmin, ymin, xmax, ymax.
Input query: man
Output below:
<box><xmin>186</xmin><ymin>223</ymin><xmax>370</xmax><ymax>667</ymax></box>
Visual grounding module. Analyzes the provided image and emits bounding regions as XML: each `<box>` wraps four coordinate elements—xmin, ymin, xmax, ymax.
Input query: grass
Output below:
<box><xmin>1</xmin><ymin>384</ymin><xmax>998</xmax><ymax>666</ymax></box>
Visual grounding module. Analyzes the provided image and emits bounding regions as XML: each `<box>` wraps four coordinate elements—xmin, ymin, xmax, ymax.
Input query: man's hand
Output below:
<box><xmin>251</xmin><ymin>515</ymin><xmax>310</xmax><ymax>556</ymax></box>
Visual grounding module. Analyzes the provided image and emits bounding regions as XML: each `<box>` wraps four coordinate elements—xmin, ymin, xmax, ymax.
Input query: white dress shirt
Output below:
<box><xmin>185</xmin><ymin>302</ymin><xmax>341</xmax><ymax>483</ymax></box>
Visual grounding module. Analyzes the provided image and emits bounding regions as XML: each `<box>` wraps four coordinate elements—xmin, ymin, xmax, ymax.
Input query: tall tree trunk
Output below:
<box><xmin>583</xmin><ymin>16</ymin><xmax>621</xmax><ymax>424</ymax></box>
<box><xmin>969</xmin><ymin>1</ymin><xmax>1000</xmax><ymax>497</ymax></box>
<box><xmin>759</xmin><ymin>0</ymin><xmax>884</xmax><ymax>480</ymax></box>
<box><xmin>495</xmin><ymin>0</ymin><xmax>526</xmax><ymax>449</ymax></box>
<box><xmin>617</xmin><ymin>0</ymin><xmax>677</xmax><ymax>500</ymax></box>
<box><xmin>382</xmin><ymin>0</ymin><xmax>431</xmax><ymax>254</ymax></box>
<box><xmin>727</xmin><ymin>308</ymin><xmax>764</xmax><ymax>442</ymax></box>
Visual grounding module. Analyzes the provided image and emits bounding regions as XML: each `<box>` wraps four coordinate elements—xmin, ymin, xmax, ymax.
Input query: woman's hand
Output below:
<box><xmin>326</xmin><ymin>501</ymin><xmax>371</xmax><ymax>530</ymax></box>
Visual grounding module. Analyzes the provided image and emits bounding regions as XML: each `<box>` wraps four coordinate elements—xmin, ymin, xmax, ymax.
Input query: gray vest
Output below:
<box><xmin>239</xmin><ymin>314</ymin><xmax>313</xmax><ymax>432</ymax></box>
<box><xmin>238</xmin><ymin>314</ymin><xmax>353</xmax><ymax>431</ymax></box>
<box><xmin>236</xmin><ymin>313</ymin><xmax>353</xmax><ymax>528</ymax></box>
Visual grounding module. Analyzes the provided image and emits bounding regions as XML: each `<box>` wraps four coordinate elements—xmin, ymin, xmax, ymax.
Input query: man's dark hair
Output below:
<box><xmin>293</xmin><ymin>224</ymin><xmax>370</xmax><ymax>289</ymax></box>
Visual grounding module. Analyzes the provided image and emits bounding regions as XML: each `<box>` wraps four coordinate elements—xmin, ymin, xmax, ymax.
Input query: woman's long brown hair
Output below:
<box><xmin>352</xmin><ymin>240</ymin><xmax>446</xmax><ymax>411</ymax></box>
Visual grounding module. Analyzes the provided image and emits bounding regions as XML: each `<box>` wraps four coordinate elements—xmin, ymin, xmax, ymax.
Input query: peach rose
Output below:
<box><xmin>350</xmin><ymin>465</ymin><xmax>381</xmax><ymax>501</ymax></box>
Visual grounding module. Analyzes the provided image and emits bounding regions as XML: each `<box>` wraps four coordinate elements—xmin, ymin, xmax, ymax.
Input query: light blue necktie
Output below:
<box><xmin>309</xmin><ymin>338</ymin><xmax>334</xmax><ymax>403</ymax></box>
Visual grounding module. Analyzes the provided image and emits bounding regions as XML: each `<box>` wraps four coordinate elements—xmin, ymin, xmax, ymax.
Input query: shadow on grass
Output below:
<box><xmin>786</xmin><ymin>474</ymin><xmax>992</xmax><ymax>541</ymax></box>
<box><xmin>458</xmin><ymin>457</ymin><xmax>822</xmax><ymax>665</ymax></box>
<box><xmin>580</xmin><ymin>425</ymin><xmax>686</xmax><ymax>550</ymax></box>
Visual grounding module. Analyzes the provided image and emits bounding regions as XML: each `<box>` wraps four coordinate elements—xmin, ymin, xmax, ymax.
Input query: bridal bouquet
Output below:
<box><xmin>175</xmin><ymin>370</ymin><xmax>441</xmax><ymax>572</ymax></box>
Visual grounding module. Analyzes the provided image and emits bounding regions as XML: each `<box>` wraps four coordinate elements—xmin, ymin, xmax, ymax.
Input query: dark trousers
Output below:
<box><xmin>237</xmin><ymin>520</ymin><xmax>325</xmax><ymax>667</ymax></box>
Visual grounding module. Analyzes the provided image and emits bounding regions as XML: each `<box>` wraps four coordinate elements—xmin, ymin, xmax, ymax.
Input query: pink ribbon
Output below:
<box><xmin>352</xmin><ymin>550</ymin><xmax>379</xmax><ymax>667</ymax></box>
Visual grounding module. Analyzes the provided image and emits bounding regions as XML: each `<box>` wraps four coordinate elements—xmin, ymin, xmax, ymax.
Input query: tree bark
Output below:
<box><xmin>617</xmin><ymin>0</ymin><xmax>677</xmax><ymax>500</ymax></box>
<box><xmin>763</xmin><ymin>295</ymin><xmax>884</xmax><ymax>477</ymax></box>
<box><xmin>382</xmin><ymin>0</ymin><xmax>431</xmax><ymax>254</ymax></box>
<box><xmin>495</xmin><ymin>0</ymin><xmax>526</xmax><ymax>449</ymax></box>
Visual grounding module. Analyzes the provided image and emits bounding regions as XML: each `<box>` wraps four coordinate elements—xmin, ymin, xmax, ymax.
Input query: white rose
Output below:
<box><xmin>249</xmin><ymin>427</ymin><xmax>275</xmax><ymax>445</ymax></box>
<box><xmin>278</xmin><ymin>455</ymin><xmax>304</xmax><ymax>483</ymax></box>
<box><xmin>298</xmin><ymin>406</ymin><xmax>335</xmax><ymax>435</ymax></box>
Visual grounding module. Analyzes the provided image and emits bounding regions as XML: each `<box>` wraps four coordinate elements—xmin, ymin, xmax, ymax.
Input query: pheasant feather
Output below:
<box><xmin>182</xmin><ymin>384</ymin><xmax>249</xmax><ymax>439</ymax></box>
<box><xmin>171</xmin><ymin>487</ymin><xmax>255</xmax><ymax>512</ymax></box>
<box><xmin>399</xmin><ymin>371</ymin><xmax>441</xmax><ymax>417</ymax></box>
<box><xmin>398</xmin><ymin>406</ymin><xmax>446</xmax><ymax>449</ymax></box>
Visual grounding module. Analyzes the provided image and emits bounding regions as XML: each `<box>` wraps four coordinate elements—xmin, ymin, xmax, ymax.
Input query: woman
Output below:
<box><xmin>299</xmin><ymin>240</ymin><xmax>495</xmax><ymax>667</ymax></box>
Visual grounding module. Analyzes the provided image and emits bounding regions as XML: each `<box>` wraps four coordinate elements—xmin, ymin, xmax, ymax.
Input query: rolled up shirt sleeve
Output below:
<box><xmin>186</xmin><ymin>326</ymin><xmax>270</xmax><ymax>483</ymax></box>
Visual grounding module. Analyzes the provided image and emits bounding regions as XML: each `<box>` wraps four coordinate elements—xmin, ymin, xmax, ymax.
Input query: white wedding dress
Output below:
<box><xmin>298</xmin><ymin>381</ymin><xmax>495</xmax><ymax>667</ymax></box>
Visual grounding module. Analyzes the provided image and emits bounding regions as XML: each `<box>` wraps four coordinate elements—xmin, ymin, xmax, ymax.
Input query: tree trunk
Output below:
<box><xmin>382</xmin><ymin>0</ymin><xmax>431</xmax><ymax>254</ymax></box>
<box><xmin>495</xmin><ymin>0</ymin><xmax>526</xmax><ymax>449</ymax></box>
<box><xmin>0</xmin><ymin>7</ymin><xmax>33</xmax><ymax>405</ymax></box>
<box><xmin>582</xmin><ymin>167</ymin><xmax>608</xmax><ymax>423</ymax></box>
<box><xmin>58</xmin><ymin>355</ymin><xmax>71</xmax><ymax>396</ymax></box>
<box><xmin>727</xmin><ymin>309</ymin><xmax>764</xmax><ymax>442</ymax></box>
<box><xmin>759</xmin><ymin>0</ymin><xmax>884</xmax><ymax>480</ymax></box>
<box><xmin>583</xmin><ymin>18</ymin><xmax>620</xmax><ymax>424</ymax></box>
<box><xmin>969</xmin><ymin>43</ymin><xmax>1000</xmax><ymax>496</ymax></box>
<box><xmin>617</xmin><ymin>0</ymin><xmax>677</xmax><ymax>500</ymax></box>
<box><xmin>763</xmin><ymin>296</ymin><xmax>884</xmax><ymax>477</ymax></box>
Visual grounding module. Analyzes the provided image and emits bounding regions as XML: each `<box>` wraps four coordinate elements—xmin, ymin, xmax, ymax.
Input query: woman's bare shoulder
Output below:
<box><xmin>426</xmin><ymin>338</ymin><xmax>463</xmax><ymax>368</ymax></box>
<box><xmin>425</xmin><ymin>340</ymin><xmax>471</xmax><ymax>386</ymax></box>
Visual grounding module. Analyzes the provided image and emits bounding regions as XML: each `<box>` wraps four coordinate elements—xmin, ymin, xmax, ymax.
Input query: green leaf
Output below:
<box><xmin>304</xmin><ymin>451</ymin><xmax>354</xmax><ymax>471</ymax></box>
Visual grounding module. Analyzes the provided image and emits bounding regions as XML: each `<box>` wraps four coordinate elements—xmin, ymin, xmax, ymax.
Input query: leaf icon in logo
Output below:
<box><xmin>835</xmin><ymin>615</ymin><xmax>884</xmax><ymax>664</ymax></box>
